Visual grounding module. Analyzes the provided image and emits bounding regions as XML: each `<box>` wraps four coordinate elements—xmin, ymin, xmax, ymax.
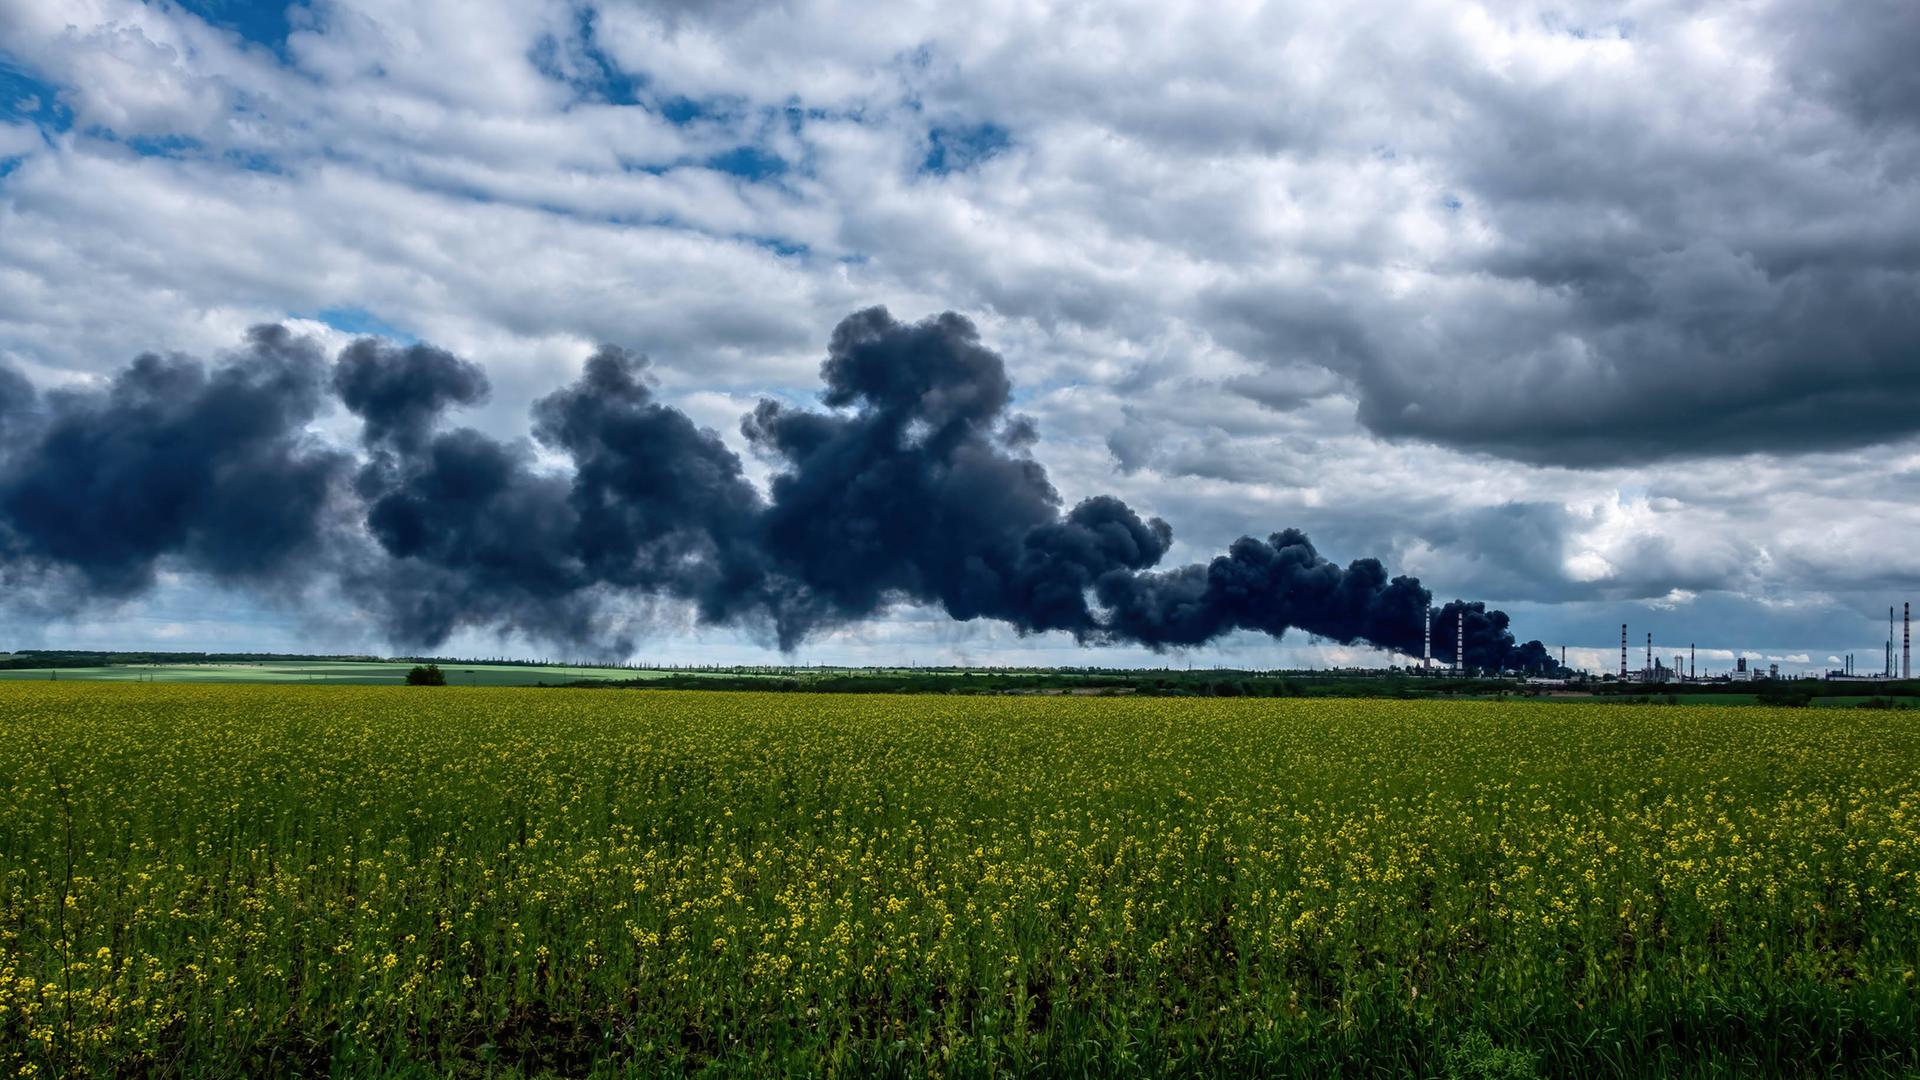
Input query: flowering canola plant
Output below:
<box><xmin>0</xmin><ymin>685</ymin><xmax>1916</xmax><ymax>1076</ymax></box>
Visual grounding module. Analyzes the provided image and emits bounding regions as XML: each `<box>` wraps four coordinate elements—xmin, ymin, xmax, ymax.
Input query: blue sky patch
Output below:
<box><xmin>308</xmin><ymin>306</ymin><xmax>415</xmax><ymax>343</ymax></box>
<box><xmin>706</xmin><ymin>146</ymin><xmax>788</xmax><ymax>182</ymax></box>
<box><xmin>169</xmin><ymin>0</ymin><xmax>302</xmax><ymax>58</ymax></box>
<box><xmin>922</xmin><ymin>122</ymin><xmax>1010</xmax><ymax>175</ymax></box>
<box><xmin>0</xmin><ymin>59</ymin><xmax>73</xmax><ymax>134</ymax></box>
<box><xmin>534</xmin><ymin>8</ymin><xmax>645</xmax><ymax>108</ymax></box>
<box><xmin>660</xmin><ymin>95</ymin><xmax>751</xmax><ymax>127</ymax></box>
<box><xmin>221</xmin><ymin>147</ymin><xmax>286</xmax><ymax>173</ymax></box>
<box><xmin>741</xmin><ymin>235</ymin><xmax>809</xmax><ymax>258</ymax></box>
<box><xmin>117</xmin><ymin>132</ymin><xmax>208</xmax><ymax>158</ymax></box>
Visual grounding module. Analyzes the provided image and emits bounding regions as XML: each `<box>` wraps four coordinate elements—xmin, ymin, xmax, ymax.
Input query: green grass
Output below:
<box><xmin>3</xmin><ymin>686</ymin><xmax>1918</xmax><ymax>1077</ymax></box>
<box><xmin>1618</xmin><ymin>693</ymin><xmax>1910</xmax><ymax>709</ymax></box>
<box><xmin>1660</xmin><ymin>693</ymin><xmax>1763</xmax><ymax>706</ymax></box>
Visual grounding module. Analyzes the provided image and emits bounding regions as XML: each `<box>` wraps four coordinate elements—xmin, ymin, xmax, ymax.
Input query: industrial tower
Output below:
<box><xmin>1423</xmin><ymin>603</ymin><xmax>1432</xmax><ymax>671</ymax></box>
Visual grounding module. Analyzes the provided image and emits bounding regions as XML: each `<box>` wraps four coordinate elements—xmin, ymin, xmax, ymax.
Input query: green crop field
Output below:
<box><xmin>2</xmin><ymin>686</ymin><xmax>1917</xmax><ymax>1077</ymax></box>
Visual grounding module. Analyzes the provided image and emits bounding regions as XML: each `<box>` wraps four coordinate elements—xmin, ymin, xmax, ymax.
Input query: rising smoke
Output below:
<box><xmin>0</xmin><ymin>308</ymin><xmax>1555</xmax><ymax>669</ymax></box>
<box><xmin>0</xmin><ymin>326</ymin><xmax>348</xmax><ymax>597</ymax></box>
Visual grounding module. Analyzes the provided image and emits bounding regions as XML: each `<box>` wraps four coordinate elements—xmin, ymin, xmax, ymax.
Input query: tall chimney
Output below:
<box><xmin>1560</xmin><ymin>645</ymin><xmax>1566</xmax><ymax>671</ymax></box>
<box><xmin>1455</xmin><ymin>608</ymin><xmax>1464</xmax><ymax>675</ymax></box>
<box><xmin>1905</xmin><ymin>602</ymin><xmax>1910</xmax><ymax>680</ymax></box>
<box><xmin>1890</xmin><ymin>606</ymin><xmax>1896</xmax><ymax>678</ymax></box>
<box><xmin>1646</xmin><ymin>632</ymin><xmax>1652</xmax><ymax>679</ymax></box>
<box><xmin>1423</xmin><ymin>603</ymin><xmax>1432</xmax><ymax>670</ymax></box>
<box><xmin>1690</xmin><ymin>643</ymin><xmax>1695</xmax><ymax>681</ymax></box>
<box><xmin>1620</xmin><ymin>623</ymin><xmax>1628</xmax><ymax>680</ymax></box>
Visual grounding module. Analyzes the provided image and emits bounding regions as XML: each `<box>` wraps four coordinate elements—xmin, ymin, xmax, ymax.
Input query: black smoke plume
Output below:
<box><xmin>0</xmin><ymin>308</ymin><xmax>1554</xmax><ymax>669</ymax></box>
<box><xmin>743</xmin><ymin>309</ymin><xmax>1173</xmax><ymax>646</ymax></box>
<box><xmin>0</xmin><ymin>326</ymin><xmax>347</xmax><ymax>596</ymax></box>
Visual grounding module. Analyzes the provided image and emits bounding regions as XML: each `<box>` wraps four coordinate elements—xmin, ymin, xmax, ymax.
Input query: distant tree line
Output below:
<box><xmin>1594</xmin><ymin>679</ymin><xmax>1920</xmax><ymax>702</ymax></box>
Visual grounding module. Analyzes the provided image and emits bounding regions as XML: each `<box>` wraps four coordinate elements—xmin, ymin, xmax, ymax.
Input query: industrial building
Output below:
<box><xmin>1595</xmin><ymin>601</ymin><xmax>1914</xmax><ymax>685</ymax></box>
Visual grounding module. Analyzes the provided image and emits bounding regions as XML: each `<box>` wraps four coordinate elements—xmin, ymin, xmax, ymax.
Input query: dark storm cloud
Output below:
<box><xmin>1772</xmin><ymin>0</ymin><xmax>1920</xmax><ymax>132</ymax></box>
<box><xmin>0</xmin><ymin>309</ymin><xmax>1557</xmax><ymax>668</ymax></box>
<box><xmin>1222</xmin><ymin>366</ymin><xmax>1343</xmax><ymax>413</ymax></box>
<box><xmin>0</xmin><ymin>362</ymin><xmax>36</xmax><ymax>451</ymax></box>
<box><xmin>1211</xmin><ymin>245</ymin><xmax>1920</xmax><ymax>468</ymax></box>
<box><xmin>0</xmin><ymin>362</ymin><xmax>41</xmax><ymax>587</ymax></box>
<box><xmin>0</xmin><ymin>326</ymin><xmax>347</xmax><ymax>597</ymax></box>
<box><xmin>1381</xmin><ymin>255</ymin><xmax>1920</xmax><ymax>465</ymax></box>
<box><xmin>1201</xmin><ymin>1</ymin><xmax>1920</xmax><ymax>469</ymax></box>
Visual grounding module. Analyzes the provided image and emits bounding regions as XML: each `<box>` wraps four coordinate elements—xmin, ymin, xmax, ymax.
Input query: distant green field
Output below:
<box><xmin>1647</xmin><ymin>693</ymin><xmax>1904</xmax><ymax>709</ymax></box>
<box><xmin>0</xmin><ymin>660</ymin><xmax>677</xmax><ymax>686</ymax></box>
<box><xmin>1658</xmin><ymin>693</ymin><xmax>1763</xmax><ymax>706</ymax></box>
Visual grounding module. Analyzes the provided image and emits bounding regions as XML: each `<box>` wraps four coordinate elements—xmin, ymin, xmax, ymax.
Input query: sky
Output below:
<box><xmin>0</xmin><ymin>0</ymin><xmax>1917</xmax><ymax>672</ymax></box>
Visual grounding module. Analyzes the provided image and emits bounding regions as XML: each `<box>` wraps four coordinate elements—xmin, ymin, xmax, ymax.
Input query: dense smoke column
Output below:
<box><xmin>0</xmin><ymin>326</ymin><xmax>348</xmax><ymax>597</ymax></box>
<box><xmin>1421</xmin><ymin>599</ymin><xmax>1555</xmax><ymax>672</ymax></box>
<box><xmin>740</xmin><ymin>308</ymin><xmax>1528</xmax><ymax>663</ymax></box>
<box><xmin>529</xmin><ymin>346</ymin><xmax>778</xmax><ymax>633</ymax></box>
<box><xmin>743</xmin><ymin>307</ymin><xmax>1173</xmax><ymax>646</ymax></box>
<box><xmin>0</xmin><ymin>362</ymin><xmax>40</xmax><ymax>584</ymax></box>
<box><xmin>0</xmin><ymin>309</ymin><xmax>1546</xmax><ymax>666</ymax></box>
<box><xmin>334</xmin><ymin>340</ymin><xmax>782</xmax><ymax>652</ymax></box>
<box><xmin>0</xmin><ymin>363</ymin><xmax>34</xmax><ymax>449</ymax></box>
<box><xmin>332</xmin><ymin>339</ymin><xmax>491</xmax><ymax>454</ymax></box>
<box><xmin>331</xmin><ymin>338</ymin><xmax>597</xmax><ymax>648</ymax></box>
<box><xmin>1093</xmin><ymin>530</ymin><xmax>1430</xmax><ymax>651</ymax></box>
<box><xmin>1505</xmin><ymin>639</ymin><xmax>1556</xmax><ymax>674</ymax></box>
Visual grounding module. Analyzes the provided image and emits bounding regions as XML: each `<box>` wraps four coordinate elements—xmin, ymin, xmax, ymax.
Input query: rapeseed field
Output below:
<box><xmin>1</xmin><ymin>685</ymin><xmax>1916</xmax><ymax>1077</ymax></box>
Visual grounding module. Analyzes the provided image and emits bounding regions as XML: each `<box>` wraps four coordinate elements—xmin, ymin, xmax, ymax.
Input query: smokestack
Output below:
<box><xmin>1646</xmin><ymin>632</ymin><xmax>1652</xmax><ymax>680</ymax></box>
<box><xmin>1423</xmin><ymin>602</ymin><xmax>1431</xmax><ymax>670</ymax></box>
<box><xmin>1620</xmin><ymin>623</ymin><xmax>1628</xmax><ymax>680</ymax></box>
<box><xmin>1455</xmin><ymin>608</ymin><xmax>1464</xmax><ymax>675</ymax></box>
<box><xmin>1890</xmin><ymin>606</ymin><xmax>1895</xmax><ymax>678</ymax></box>
<box><xmin>1905</xmin><ymin>602</ymin><xmax>1910</xmax><ymax>680</ymax></box>
<box><xmin>1559</xmin><ymin>645</ymin><xmax>1566</xmax><ymax>670</ymax></box>
<box><xmin>1690</xmin><ymin>643</ymin><xmax>1695</xmax><ymax>681</ymax></box>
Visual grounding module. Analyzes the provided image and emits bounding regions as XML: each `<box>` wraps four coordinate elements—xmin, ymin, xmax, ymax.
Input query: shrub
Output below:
<box><xmin>1757</xmin><ymin>685</ymin><xmax>1815</xmax><ymax>708</ymax></box>
<box><xmin>1442</xmin><ymin>1029</ymin><xmax>1541</xmax><ymax>1080</ymax></box>
<box><xmin>406</xmin><ymin>663</ymin><xmax>447</xmax><ymax>686</ymax></box>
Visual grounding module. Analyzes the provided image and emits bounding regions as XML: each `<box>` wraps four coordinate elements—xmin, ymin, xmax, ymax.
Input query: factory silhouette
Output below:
<box><xmin>1396</xmin><ymin>603</ymin><xmax>1915</xmax><ymax>686</ymax></box>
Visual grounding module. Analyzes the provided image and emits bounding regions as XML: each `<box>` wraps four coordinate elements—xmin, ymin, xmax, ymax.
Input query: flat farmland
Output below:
<box><xmin>1</xmin><ymin>686</ymin><xmax>1916</xmax><ymax>1076</ymax></box>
